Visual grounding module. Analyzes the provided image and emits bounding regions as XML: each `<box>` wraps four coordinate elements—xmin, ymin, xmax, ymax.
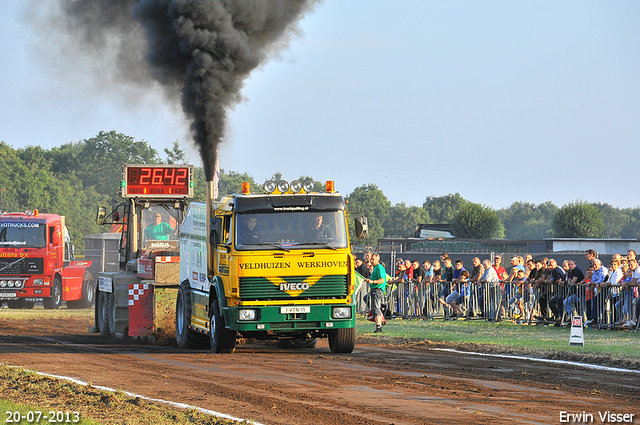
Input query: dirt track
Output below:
<box><xmin>1</xmin><ymin>315</ymin><xmax>639</xmax><ymax>425</ymax></box>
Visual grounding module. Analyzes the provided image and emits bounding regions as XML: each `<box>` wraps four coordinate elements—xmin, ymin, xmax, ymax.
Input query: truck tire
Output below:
<box><xmin>209</xmin><ymin>301</ymin><xmax>236</xmax><ymax>354</ymax></box>
<box><xmin>175</xmin><ymin>282</ymin><xmax>208</xmax><ymax>349</ymax></box>
<box><xmin>97</xmin><ymin>290</ymin><xmax>111</xmax><ymax>337</ymax></box>
<box><xmin>43</xmin><ymin>277</ymin><xmax>62</xmax><ymax>310</ymax></box>
<box><xmin>328</xmin><ymin>327</ymin><xmax>355</xmax><ymax>353</ymax></box>
<box><xmin>81</xmin><ymin>272</ymin><xmax>95</xmax><ymax>308</ymax></box>
<box><xmin>108</xmin><ymin>289</ymin><xmax>117</xmax><ymax>337</ymax></box>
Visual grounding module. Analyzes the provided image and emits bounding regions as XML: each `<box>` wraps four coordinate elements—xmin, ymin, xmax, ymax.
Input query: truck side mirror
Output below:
<box><xmin>96</xmin><ymin>207</ymin><xmax>107</xmax><ymax>225</ymax></box>
<box><xmin>210</xmin><ymin>217</ymin><xmax>221</xmax><ymax>245</ymax></box>
<box><xmin>210</xmin><ymin>228</ymin><xmax>220</xmax><ymax>245</ymax></box>
<box><xmin>355</xmin><ymin>216</ymin><xmax>368</xmax><ymax>239</ymax></box>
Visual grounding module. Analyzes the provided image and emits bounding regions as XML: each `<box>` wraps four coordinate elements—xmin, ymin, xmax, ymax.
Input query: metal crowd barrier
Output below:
<box><xmin>356</xmin><ymin>277</ymin><xmax>639</xmax><ymax>331</ymax></box>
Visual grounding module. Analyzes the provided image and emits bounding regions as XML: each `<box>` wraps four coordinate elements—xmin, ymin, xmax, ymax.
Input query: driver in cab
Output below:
<box><xmin>238</xmin><ymin>216</ymin><xmax>262</xmax><ymax>245</ymax></box>
<box><xmin>304</xmin><ymin>213</ymin><xmax>336</xmax><ymax>242</ymax></box>
<box><xmin>144</xmin><ymin>213</ymin><xmax>174</xmax><ymax>240</ymax></box>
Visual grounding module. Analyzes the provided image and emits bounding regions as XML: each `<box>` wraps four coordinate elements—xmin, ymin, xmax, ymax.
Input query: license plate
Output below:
<box><xmin>280</xmin><ymin>306</ymin><xmax>310</xmax><ymax>314</ymax></box>
<box><xmin>0</xmin><ymin>292</ymin><xmax>17</xmax><ymax>299</ymax></box>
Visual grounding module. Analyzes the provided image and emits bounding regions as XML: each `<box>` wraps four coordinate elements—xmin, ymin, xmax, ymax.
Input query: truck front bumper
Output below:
<box><xmin>226</xmin><ymin>304</ymin><xmax>355</xmax><ymax>332</ymax></box>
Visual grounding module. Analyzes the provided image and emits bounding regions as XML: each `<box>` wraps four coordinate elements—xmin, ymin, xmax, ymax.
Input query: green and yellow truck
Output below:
<box><xmin>176</xmin><ymin>179</ymin><xmax>362</xmax><ymax>353</ymax></box>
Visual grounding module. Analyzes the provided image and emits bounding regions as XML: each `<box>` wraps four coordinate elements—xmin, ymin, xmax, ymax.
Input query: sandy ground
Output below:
<box><xmin>0</xmin><ymin>315</ymin><xmax>639</xmax><ymax>425</ymax></box>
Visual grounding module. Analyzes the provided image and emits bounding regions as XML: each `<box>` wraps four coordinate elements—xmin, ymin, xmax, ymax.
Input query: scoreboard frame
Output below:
<box><xmin>121</xmin><ymin>164</ymin><xmax>194</xmax><ymax>198</ymax></box>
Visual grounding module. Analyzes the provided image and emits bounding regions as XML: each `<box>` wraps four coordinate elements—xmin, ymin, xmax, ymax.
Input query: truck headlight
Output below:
<box><xmin>7</xmin><ymin>280</ymin><xmax>14</xmax><ymax>288</ymax></box>
<box><xmin>0</xmin><ymin>280</ymin><xmax>6</xmax><ymax>287</ymax></box>
<box><xmin>14</xmin><ymin>280</ymin><xmax>23</xmax><ymax>288</ymax></box>
<box><xmin>290</xmin><ymin>180</ymin><xmax>302</xmax><ymax>193</ymax></box>
<box><xmin>238</xmin><ymin>309</ymin><xmax>258</xmax><ymax>321</ymax></box>
<box><xmin>277</xmin><ymin>180</ymin><xmax>289</xmax><ymax>193</ymax></box>
<box><xmin>332</xmin><ymin>306</ymin><xmax>351</xmax><ymax>319</ymax></box>
<box><xmin>33</xmin><ymin>279</ymin><xmax>43</xmax><ymax>286</ymax></box>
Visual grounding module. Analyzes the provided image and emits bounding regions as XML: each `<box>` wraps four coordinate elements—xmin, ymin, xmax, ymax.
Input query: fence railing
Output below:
<box><xmin>355</xmin><ymin>277</ymin><xmax>639</xmax><ymax>332</ymax></box>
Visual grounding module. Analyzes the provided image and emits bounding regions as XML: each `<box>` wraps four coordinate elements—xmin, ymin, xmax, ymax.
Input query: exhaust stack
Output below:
<box><xmin>206</xmin><ymin>180</ymin><xmax>214</xmax><ymax>279</ymax></box>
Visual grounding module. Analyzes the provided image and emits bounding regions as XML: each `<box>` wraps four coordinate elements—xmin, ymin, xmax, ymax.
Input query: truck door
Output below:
<box><xmin>215</xmin><ymin>216</ymin><xmax>232</xmax><ymax>295</ymax></box>
<box><xmin>49</xmin><ymin>224</ymin><xmax>63</xmax><ymax>269</ymax></box>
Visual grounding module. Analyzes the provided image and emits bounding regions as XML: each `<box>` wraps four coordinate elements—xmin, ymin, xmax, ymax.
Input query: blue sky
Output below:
<box><xmin>1</xmin><ymin>1</ymin><xmax>639</xmax><ymax>209</ymax></box>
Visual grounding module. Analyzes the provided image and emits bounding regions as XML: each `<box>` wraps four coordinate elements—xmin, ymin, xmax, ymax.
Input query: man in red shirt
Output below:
<box><xmin>493</xmin><ymin>254</ymin><xmax>508</xmax><ymax>280</ymax></box>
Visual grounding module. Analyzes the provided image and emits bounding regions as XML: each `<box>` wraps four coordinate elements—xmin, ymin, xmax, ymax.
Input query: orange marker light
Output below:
<box><xmin>242</xmin><ymin>182</ymin><xmax>251</xmax><ymax>194</ymax></box>
<box><xmin>33</xmin><ymin>209</ymin><xmax>39</xmax><ymax>217</ymax></box>
<box><xmin>325</xmin><ymin>181</ymin><xmax>335</xmax><ymax>193</ymax></box>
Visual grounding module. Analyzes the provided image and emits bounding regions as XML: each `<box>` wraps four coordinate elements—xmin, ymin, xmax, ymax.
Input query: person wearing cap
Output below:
<box><xmin>144</xmin><ymin>212</ymin><xmax>175</xmax><ymax>240</ymax></box>
<box><xmin>506</xmin><ymin>256</ymin><xmax>525</xmax><ymax>283</ymax></box>
<box><xmin>493</xmin><ymin>255</ymin><xmax>508</xmax><ymax>280</ymax></box>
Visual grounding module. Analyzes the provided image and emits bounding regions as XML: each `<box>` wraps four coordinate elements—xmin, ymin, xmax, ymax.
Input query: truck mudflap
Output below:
<box><xmin>226</xmin><ymin>304</ymin><xmax>355</xmax><ymax>333</ymax></box>
<box><xmin>61</xmin><ymin>260</ymin><xmax>92</xmax><ymax>301</ymax></box>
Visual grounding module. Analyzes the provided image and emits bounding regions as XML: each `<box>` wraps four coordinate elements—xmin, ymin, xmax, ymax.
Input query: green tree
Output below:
<box><xmin>345</xmin><ymin>184</ymin><xmax>391</xmax><ymax>245</ymax></box>
<box><xmin>0</xmin><ymin>142</ymin><xmax>26</xmax><ymax>212</ymax></box>
<box><xmin>0</xmin><ymin>142</ymin><xmax>105</xmax><ymax>248</ymax></box>
<box><xmin>219</xmin><ymin>170</ymin><xmax>257</xmax><ymax>198</ymax></box>
<box><xmin>553</xmin><ymin>201</ymin><xmax>604</xmax><ymax>238</ymax></box>
<box><xmin>452</xmin><ymin>203</ymin><xmax>504</xmax><ymax>239</ymax></box>
<box><xmin>384</xmin><ymin>203</ymin><xmax>431</xmax><ymax>238</ymax></box>
<box><xmin>423</xmin><ymin>193</ymin><xmax>467</xmax><ymax>223</ymax></box>
<box><xmin>164</xmin><ymin>140</ymin><xmax>187</xmax><ymax>164</ymax></box>
<box><xmin>497</xmin><ymin>201</ymin><xmax>558</xmax><ymax>240</ymax></box>
<box><xmin>49</xmin><ymin>131</ymin><xmax>161</xmax><ymax>197</ymax></box>
<box><xmin>620</xmin><ymin>207</ymin><xmax>640</xmax><ymax>239</ymax></box>
<box><xmin>591</xmin><ymin>202</ymin><xmax>633</xmax><ymax>238</ymax></box>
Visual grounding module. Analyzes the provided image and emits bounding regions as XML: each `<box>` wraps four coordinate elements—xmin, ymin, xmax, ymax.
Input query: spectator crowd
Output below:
<box><xmin>356</xmin><ymin>249</ymin><xmax>640</xmax><ymax>331</ymax></box>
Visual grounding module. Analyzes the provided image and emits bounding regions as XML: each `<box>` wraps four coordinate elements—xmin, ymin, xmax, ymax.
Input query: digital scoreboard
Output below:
<box><xmin>121</xmin><ymin>164</ymin><xmax>194</xmax><ymax>198</ymax></box>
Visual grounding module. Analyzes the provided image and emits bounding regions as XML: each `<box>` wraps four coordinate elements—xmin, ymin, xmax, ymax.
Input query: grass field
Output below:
<box><xmin>0</xmin><ymin>366</ymin><xmax>239</xmax><ymax>425</ymax></box>
<box><xmin>356</xmin><ymin>315</ymin><xmax>640</xmax><ymax>360</ymax></box>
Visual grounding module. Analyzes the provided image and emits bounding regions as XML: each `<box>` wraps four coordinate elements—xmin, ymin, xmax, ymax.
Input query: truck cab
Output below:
<box><xmin>0</xmin><ymin>210</ymin><xmax>91</xmax><ymax>309</ymax></box>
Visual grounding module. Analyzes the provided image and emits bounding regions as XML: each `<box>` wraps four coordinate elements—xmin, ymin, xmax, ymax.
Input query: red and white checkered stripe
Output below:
<box><xmin>128</xmin><ymin>283</ymin><xmax>150</xmax><ymax>306</ymax></box>
<box><xmin>155</xmin><ymin>256</ymin><xmax>180</xmax><ymax>263</ymax></box>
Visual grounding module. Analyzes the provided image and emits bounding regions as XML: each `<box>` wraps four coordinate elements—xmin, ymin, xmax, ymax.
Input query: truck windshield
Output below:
<box><xmin>0</xmin><ymin>222</ymin><xmax>46</xmax><ymax>247</ymax></box>
<box><xmin>235</xmin><ymin>211</ymin><xmax>348</xmax><ymax>250</ymax></box>
<box><xmin>141</xmin><ymin>206</ymin><xmax>180</xmax><ymax>249</ymax></box>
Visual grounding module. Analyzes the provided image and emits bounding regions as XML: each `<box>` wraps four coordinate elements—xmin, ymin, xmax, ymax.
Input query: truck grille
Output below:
<box><xmin>0</xmin><ymin>258</ymin><xmax>44</xmax><ymax>275</ymax></box>
<box><xmin>239</xmin><ymin>274</ymin><xmax>348</xmax><ymax>300</ymax></box>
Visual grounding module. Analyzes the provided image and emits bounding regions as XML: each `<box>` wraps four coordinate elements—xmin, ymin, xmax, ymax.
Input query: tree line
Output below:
<box><xmin>1</xmin><ymin>131</ymin><xmax>637</xmax><ymax>248</ymax></box>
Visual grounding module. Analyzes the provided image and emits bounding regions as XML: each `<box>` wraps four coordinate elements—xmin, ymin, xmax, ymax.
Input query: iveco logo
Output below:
<box><xmin>279</xmin><ymin>282</ymin><xmax>309</xmax><ymax>291</ymax></box>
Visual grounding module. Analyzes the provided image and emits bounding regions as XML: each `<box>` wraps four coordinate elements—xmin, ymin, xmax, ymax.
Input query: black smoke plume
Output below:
<box><xmin>44</xmin><ymin>0</ymin><xmax>318</xmax><ymax>180</ymax></box>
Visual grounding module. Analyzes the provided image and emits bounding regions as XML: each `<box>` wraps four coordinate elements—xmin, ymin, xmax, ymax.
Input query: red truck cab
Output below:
<box><xmin>0</xmin><ymin>210</ymin><xmax>92</xmax><ymax>309</ymax></box>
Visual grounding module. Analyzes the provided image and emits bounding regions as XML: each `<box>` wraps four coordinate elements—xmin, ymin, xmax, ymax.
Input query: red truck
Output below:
<box><xmin>0</xmin><ymin>209</ymin><xmax>93</xmax><ymax>309</ymax></box>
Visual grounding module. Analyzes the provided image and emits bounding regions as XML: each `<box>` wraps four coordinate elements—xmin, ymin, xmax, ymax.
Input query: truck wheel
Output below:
<box><xmin>97</xmin><ymin>290</ymin><xmax>111</xmax><ymax>337</ymax></box>
<box><xmin>80</xmin><ymin>272</ymin><xmax>95</xmax><ymax>308</ymax></box>
<box><xmin>209</xmin><ymin>301</ymin><xmax>236</xmax><ymax>353</ymax></box>
<box><xmin>108</xmin><ymin>290</ymin><xmax>116</xmax><ymax>337</ymax></box>
<box><xmin>43</xmin><ymin>278</ymin><xmax>62</xmax><ymax>310</ymax></box>
<box><xmin>328</xmin><ymin>327</ymin><xmax>355</xmax><ymax>353</ymax></box>
<box><xmin>175</xmin><ymin>281</ymin><xmax>208</xmax><ymax>349</ymax></box>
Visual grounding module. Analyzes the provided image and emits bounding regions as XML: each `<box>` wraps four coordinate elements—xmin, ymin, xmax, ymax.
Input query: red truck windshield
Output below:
<box><xmin>0</xmin><ymin>222</ymin><xmax>46</xmax><ymax>247</ymax></box>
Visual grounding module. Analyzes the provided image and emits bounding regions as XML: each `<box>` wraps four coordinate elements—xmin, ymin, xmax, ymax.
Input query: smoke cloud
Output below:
<box><xmin>38</xmin><ymin>0</ymin><xmax>319</xmax><ymax>180</ymax></box>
